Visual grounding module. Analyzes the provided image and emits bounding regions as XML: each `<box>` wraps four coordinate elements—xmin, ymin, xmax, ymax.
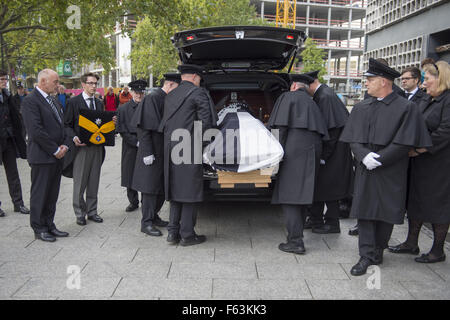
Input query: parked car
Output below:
<box><xmin>172</xmin><ymin>26</ymin><xmax>306</xmax><ymax>201</ymax></box>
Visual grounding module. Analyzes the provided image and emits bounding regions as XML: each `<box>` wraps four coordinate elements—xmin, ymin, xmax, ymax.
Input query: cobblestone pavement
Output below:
<box><xmin>0</xmin><ymin>138</ymin><xmax>449</xmax><ymax>300</ymax></box>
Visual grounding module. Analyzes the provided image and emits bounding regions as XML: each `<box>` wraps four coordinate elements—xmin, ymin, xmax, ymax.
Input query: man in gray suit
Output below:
<box><xmin>64</xmin><ymin>72</ymin><xmax>114</xmax><ymax>225</ymax></box>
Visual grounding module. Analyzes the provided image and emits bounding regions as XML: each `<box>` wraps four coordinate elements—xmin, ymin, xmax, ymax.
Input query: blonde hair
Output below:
<box><xmin>423</xmin><ymin>60</ymin><xmax>450</xmax><ymax>95</ymax></box>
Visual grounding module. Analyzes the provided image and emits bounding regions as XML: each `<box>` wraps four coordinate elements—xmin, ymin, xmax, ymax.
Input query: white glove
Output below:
<box><xmin>143</xmin><ymin>155</ymin><xmax>155</xmax><ymax>166</ymax></box>
<box><xmin>136</xmin><ymin>141</ymin><xmax>139</xmax><ymax>147</ymax></box>
<box><xmin>320</xmin><ymin>159</ymin><xmax>326</xmax><ymax>165</ymax></box>
<box><xmin>362</xmin><ymin>152</ymin><xmax>382</xmax><ymax>170</ymax></box>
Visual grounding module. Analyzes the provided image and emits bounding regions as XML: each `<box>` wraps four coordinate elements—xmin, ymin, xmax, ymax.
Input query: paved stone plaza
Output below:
<box><xmin>0</xmin><ymin>137</ymin><xmax>449</xmax><ymax>300</ymax></box>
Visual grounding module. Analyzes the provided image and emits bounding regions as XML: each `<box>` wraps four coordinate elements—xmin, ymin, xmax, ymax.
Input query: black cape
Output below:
<box><xmin>117</xmin><ymin>100</ymin><xmax>139</xmax><ymax>189</ymax></box>
<box><xmin>340</xmin><ymin>92</ymin><xmax>432</xmax><ymax>224</ymax></box>
<box><xmin>408</xmin><ymin>90</ymin><xmax>450</xmax><ymax>224</ymax></box>
<box><xmin>130</xmin><ymin>88</ymin><xmax>166</xmax><ymax>195</ymax></box>
<box><xmin>312</xmin><ymin>84</ymin><xmax>354</xmax><ymax>201</ymax></box>
<box><xmin>269</xmin><ymin>89</ymin><xmax>328</xmax><ymax>205</ymax></box>
<box><xmin>158</xmin><ymin>81</ymin><xmax>217</xmax><ymax>202</ymax></box>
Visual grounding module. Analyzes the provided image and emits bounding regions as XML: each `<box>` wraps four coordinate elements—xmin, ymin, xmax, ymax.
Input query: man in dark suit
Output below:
<box><xmin>64</xmin><ymin>72</ymin><xmax>113</xmax><ymax>226</ymax></box>
<box><xmin>400</xmin><ymin>66</ymin><xmax>429</xmax><ymax>105</ymax></box>
<box><xmin>0</xmin><ymin>70</ymin><xmax>29</xmax><ymax>216</ymax></box>
<box><xmin>21</xmin><ymin>69</ymin><xmax>70</xmax><ymax>241</ymax></box>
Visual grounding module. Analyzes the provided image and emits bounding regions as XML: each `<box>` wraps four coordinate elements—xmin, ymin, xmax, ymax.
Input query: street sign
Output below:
<box><xmin>57</xmin><ymin>61</ymin><xmax>73</xmax><ymax>76</ymax></box>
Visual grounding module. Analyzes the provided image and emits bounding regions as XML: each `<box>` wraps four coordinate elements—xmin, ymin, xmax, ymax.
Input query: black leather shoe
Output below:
<box><xmin>76</xmin><ymin>217</ymin><xmax>86</xmax><ymax>226</ymax></box>
<box><xmin>153</xmin><ymin>216</ymin><xmax>169</xmax><ymax>228</ymax></box>
<box><xmin>141</xmin><ymin>225</ymin><xmax>162</xmax><ymax>237</ymax></box>
<box><xmin>278</xmin><ymin>242</ymin><xmax>306</xmax><ymax>254</ymax></box>
<box><xmin>415</xmin><ymin>253</ymin><xmax>446</xmax><ymax>263</ymax></box>
<box><xmin>125</xmin><ymin>203</ymin><xmax>139</xmax><ymax>212</ymax></box>
<box><xmin>348</xmin><ymin>225</ymin><xmax>359</xmax><ymax>236</ymax></box>
<box><xmin>87</xmin><ymin>214</ymin><xmax>103</xmax><ymax>223</ymax></box>
<box><xmin>0</xmin><ymin>208</ymin><xmax>5</xmax><ymax>217</ymax></box>
<box><xmin>180</xmin><ymin>235</ymin><xmax>206</xmax><ymax>247</ymax></box>
<box><xmin>167</xmin><ymin>233</ymin><xmax>181</xmax><ymax>245</ymax></box>
<box><xmin>312</xmin><ymin>224</ymin><xmax>341</xmax><ymax>234</ymax></box>
<box><xmin>304</xmin><ymin>218</ymin><xmax>323</xmax><ymax>230</ymax></box>
<box><xmin>374</xmin><ymin>248</ymin><xmax>384</xmax><ymax>265</ymax></box>
<box><xmin>350</xmin><ymin>257</ymin><xmax>373</xmax><ymax>276</ymax></box>
<box><xmin>35</xmin><ymin>232</ymin><xmax>56</xmax><ymax>242</ymax></box>
<box><xmin>14</xmin><ymin>205</ymin><xmax>30</xmax><ymax>214</ymax></box>
<box><xmin>49</xmin><ymin>228</ymin><xmax>69</xmax><ymax>237</ymax></box>
<box><xmin>388</xmin><ymin>243</ymin><xmax>420</xmax><ymax>255</ymax></box>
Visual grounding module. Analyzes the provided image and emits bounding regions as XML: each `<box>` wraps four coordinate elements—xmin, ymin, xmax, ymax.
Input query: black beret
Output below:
<box><xmin>364</xmin><ymin>58</ymin><xmax>401</xmax><ymax>81</ymax></box>
<box><xmin>290</xmin><ymin>74</ymin><xmax>314</xmax><ymax>85</ymax></box>
<box><xmin>305</xmin><ymin>70</ymin><xmax>320</xmax><ymax>79</ymax></box>
<box><xmin>177</xmin><ymin>64</ymin><xmax>204</xmax><ymax>76</ymax></box>
<box><xmin>128</xmin><ymin>79</ymin><xmax>148</xmax><ymax>92</ymax></box>
<box><xmin>163</xmin><ymin>73</ymin><xmax>181</xmax><ymax>84</ymax></box>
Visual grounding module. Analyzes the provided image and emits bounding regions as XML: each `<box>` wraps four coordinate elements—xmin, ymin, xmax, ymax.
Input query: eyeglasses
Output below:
<box><xmin>400</xmin><ymin>77</ymin><xmax>415</xmax><ymax>81</ymax></box>
<box><xmin>0</xmin><ymin>77</ymin><xmax>8</xmax><ymax>81</ymax></box>
<box><xmin>85</xmin><ymin>82</ymin><xmax>98</xmax><ymax>86</ymax></box>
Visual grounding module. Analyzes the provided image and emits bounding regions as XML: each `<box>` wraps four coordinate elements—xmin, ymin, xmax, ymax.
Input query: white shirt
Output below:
<box><xmin>36</xmin><ymin>86</ymin><xmax>67</xmax><ymax>155</ymax></box>
<box><xmin>82</xmin><ymin>91</ymin><xmax>96</xmax><ymax>109</ymax></box>
<box><xmin>314</xmin><ymin>84</ymin><xmax>322</xmax><ymax>95</ymax></box>
<box><xmin>405</xmin><ymin>87</ymin><xmax>419</xmax><ymax>100</ymax></box>
<box><xmin>35</xmin><ymin>86</ymin><xmax>49</xmax><ymax>100</ymax></box>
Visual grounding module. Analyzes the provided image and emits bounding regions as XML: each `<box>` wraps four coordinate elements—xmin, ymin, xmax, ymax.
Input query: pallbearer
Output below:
<box><xmin>130</xmin><ymin>74</ymin><xmax>180</xmax><ymax>237</ymax></box>
<box><xmin>158</xmin><ymin>64</ymin><xmax>217</xmax><ymax>246</ymax></box>
<box><xmin>304</xmin><ymin>70</ymin><xmax>354</xmax><ymax>234</ymax></box>
<box><xmin>269</xmin><ymin>74</ymin><xmax>328</xmax><ymax>254</ymax></box>
<box><xmin>340</xmin><ymin>58</ymin><xmax>432</xmax><ymax>276</ymax></box>
<box><xmin>117</xmin><ymin>80</ymin><xmax>148</xmax><ymax>213</ymax></box>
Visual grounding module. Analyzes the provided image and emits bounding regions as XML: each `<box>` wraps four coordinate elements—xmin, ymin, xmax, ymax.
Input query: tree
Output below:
<box><xmin>130</xmin><ymin>0</ymin><xmax>270</xmax><ymax>83</ymax></box>
<box><xmin>299</xmin><ymin>37</ymin><xmax>327</xmax><ymax>83</ymax></box>
<box><xmin>0</xmin><ymin>0</ymin><xmax>180</xmax><ymax>89</ymax></box>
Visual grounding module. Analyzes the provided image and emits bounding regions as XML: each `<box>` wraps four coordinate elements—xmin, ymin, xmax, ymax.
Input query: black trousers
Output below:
<box><xmin>1</xmin><ymin>138</ymin><xmax>24</xmax><ymax>207</ymax></box>
<box><xmin>30</xmin><ymin>161</ymin><xmax>63</xmax><ymax>233</ymax></box>
<box><xmin>127</xmin><ymin>187</ymin><xmax>139</xmax><ymax>206</ymax></box>
<box><xmin>358</xmin><ymin>219</ymin><xmax>394</xmax><ymax>262</ymax></box>
<box><xmin>282</xmin><ymin>204</ymin><xmax>309</xmax><ymax>245</ymax></box>
<box><xmin>168</xmin><ymin>201</ymin><xmax>198</xmax><ymax>239</ymax></box>
<box><xmin>310</xmin><ymin>200</ymin><xmax>340</xmax><ymax>226</ymax></box>
<box><xmin>141</xmin><ymin>193</ymin><xmax>165</xmax><ymax>228</ymax></box>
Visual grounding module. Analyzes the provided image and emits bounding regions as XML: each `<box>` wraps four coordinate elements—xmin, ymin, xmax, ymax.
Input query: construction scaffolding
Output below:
<box><xmin>276</xmin><ymin>0</ymin><xmax>297</xmax><ymax>29</ymax></box>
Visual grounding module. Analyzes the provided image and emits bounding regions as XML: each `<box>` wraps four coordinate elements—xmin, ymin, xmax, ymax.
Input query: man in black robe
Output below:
<box><xmin>130</xmin><ymin>74</ymin><xmax>180</xmax><ymax>237</ymax></box>
<box><xmin>340</xmin><ymin>58</ymin><xmax>432</xmax><ymax>276</ymax></box>
<box><xmin>158</xmin><ymin>64</ymin><xmax>217</xmax><ymax>246</ymax></box>
<box><xmin>303</xmin><ymin>70</ymin><xmax>354</xmax><ymax>234</ymax></box>
<box><xmin>117</xmin><ymin>80</ymin><xmax>147</xmax><ymax>213</ymax></box>
<box><xmin>349</xmin><ymin>59</ymin><xmax>411</xmax><ymax>237</ymax></box>
<box><xmin>269</xmin><ymin>74</ymin><xmax>329</xmax><ymax>254</ymax></box>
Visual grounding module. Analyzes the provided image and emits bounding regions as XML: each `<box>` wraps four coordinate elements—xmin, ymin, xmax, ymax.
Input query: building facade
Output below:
<box><xmin>251</xmin><ymin>0</ymin><xmax>367</xmax><ymax>96</ymax></box>
<box><xmin>364</xmin><ymin>0</ymin><xmax>450</xmax><ymax>74</ymax></box>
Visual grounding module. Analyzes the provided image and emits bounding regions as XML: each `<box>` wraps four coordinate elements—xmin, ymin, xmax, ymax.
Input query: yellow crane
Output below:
<box><xmin>276</xmin><ymin>0</ymin><xmax>297</xmax><ymax>29</ymax></box>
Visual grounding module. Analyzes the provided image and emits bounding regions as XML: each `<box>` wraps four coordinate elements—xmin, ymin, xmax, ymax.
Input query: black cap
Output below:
<box><xmin>305</xmin><ymin>70</ymin><xmax>320</xmax><ymax>79</ymax></box>
<box><xmin>163</xmin><ymin>73</ymin><xmax>181</xmax><ymax>84</ymax></box>
<box><xmin>364</xmin><ymin>58</ymin><xmax>401</xmax><ymax>81</ymax></box>
<box><xmin>16</xmin><ymin>81</ymin><xmax>23</xmax><ymax>88</ymax></box>
<box><xmin>290</xmin><ymin>74</ymin><xmax>314</xmax><ymax>85</ymax></box>
<box><xmin>128</xmin><ymin>79</ymin><xmax>148</xmax><ymax>93</ymax></box>
<box><xmin>177</xmin><ymin>64</ymin><xmax>204</xmax><ymax>76</ymax></box>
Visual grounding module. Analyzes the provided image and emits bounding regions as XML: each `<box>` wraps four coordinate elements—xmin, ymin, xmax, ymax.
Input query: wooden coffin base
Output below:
<box><xmin>217</xmin><ymin>167</ymin><xmax>274</xmax><ymax>188</ymax></box>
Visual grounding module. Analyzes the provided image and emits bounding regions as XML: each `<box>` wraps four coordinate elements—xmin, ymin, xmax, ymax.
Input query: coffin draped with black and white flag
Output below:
<box><xmin>203</xmin><ymin>102</ymin><xmax>284</xmax><ymax>173</ymax></box>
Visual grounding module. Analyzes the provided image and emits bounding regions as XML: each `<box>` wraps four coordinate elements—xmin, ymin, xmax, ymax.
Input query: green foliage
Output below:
<box><xmin>299</xmin><ymin>37</ymin><xmax>327</xmax><ymax>83</ymax></box>
<box><xmin>130</xmin><ymin>0</ymin><xmax>269</xmax><ymax>83</ymax></box>
<box><xmin>0</xmin><ymin>1</ymin><xmax>180</xmax><ymax>80</ymax></box>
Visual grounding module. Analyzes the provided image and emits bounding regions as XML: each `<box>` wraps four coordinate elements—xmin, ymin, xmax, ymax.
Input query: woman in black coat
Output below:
<box><xmin>389</xmin><ymin>60</ymin><xmax>450</xmax><ymax>263</ymax></box>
